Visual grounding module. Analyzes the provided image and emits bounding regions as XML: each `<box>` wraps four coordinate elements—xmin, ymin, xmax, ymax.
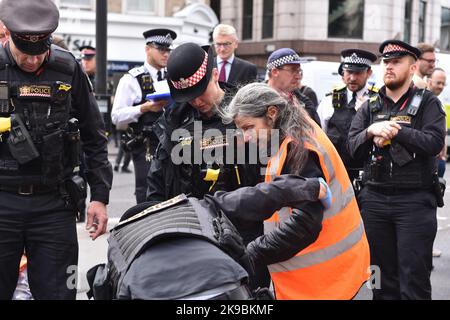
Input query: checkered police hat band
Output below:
<box><xmin>146</xmin><ymin>34</ymin><xmax>173</xmax><ymax>46</ymax></box>
<box><xmin>171</xmin><ymin>52</ymin><xmax>208</xmax><ymax>90</ymax></box>
<box><xmin>267</xmin><ymin>54</ymin><xmax>301</xmax><ymax>70</ymax></box>
<box><xmin>383</xmin><ymin>44</ymin><xmax>415</xmax><ymax>57</ymax></box>
<box><xmin>342</xmin><ymin>55</ymin><xmax>372</xmax><ymax>66</ymax></box>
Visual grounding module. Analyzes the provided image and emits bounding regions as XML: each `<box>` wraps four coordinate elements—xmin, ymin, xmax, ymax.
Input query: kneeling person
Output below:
<box><xmin>88</xmin><ymin>175</ymin><xmax>330</xmax><ymax>300</ymax></box>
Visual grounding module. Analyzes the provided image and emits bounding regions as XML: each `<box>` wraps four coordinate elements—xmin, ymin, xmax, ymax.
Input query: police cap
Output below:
<box><xmin>338</xmin><ymin>49</ymin><xmax>377</xmax><ymax>76</ymax></box>
<box><xmin>143</xmin><ymin>28</ymin><xmax>177</xmax><ymax>48</ymax></box>
<box><xmin>266</xmin><ymin>48</ymin><xmax>301</xmax><ymax>71</ymax></box>
<box><xmin>0</xmin><ymin>0</ymin><xmax>59</xmax><ymax>55</ymax></box>
<box><xmin>79</xmin><ymin>45</ymin><xmax>96</xmax><ymax>60</ymax></box>
<box><xmin>379</xmin><ymin>40</ymin><xmax>421</xmax><ymax>61</ymax></box>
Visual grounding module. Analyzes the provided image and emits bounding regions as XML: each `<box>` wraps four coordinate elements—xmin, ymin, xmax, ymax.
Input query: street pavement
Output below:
<box><xmin>76</xmin><ymin>142</ymin><xmax>450</xmax><ymax>299</ymax></box>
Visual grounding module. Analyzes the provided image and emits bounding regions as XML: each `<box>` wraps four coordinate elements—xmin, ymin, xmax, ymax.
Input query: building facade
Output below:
<box><xmin>216</xmin><ymin>0</ymin><xmax>450</xmax><ymax>67</ymax></box>
<box><xmin>53</xmin><ymin>0</ymin><xmax>218</xmax><ymax>66</ymax></box>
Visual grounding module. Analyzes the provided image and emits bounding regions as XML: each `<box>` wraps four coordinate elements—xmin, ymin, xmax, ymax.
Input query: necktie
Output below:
<box><xmin>218</xmin><ymin>60</ymin><xmax>227</xmax><ymax>82</ymax></box>
<box><xmin>348</xmin><ymin>91</ymin><xmax>357</xmax><ymax>109</ymax></box>
<box><xmin>157</xmin><ymin>70</ymin><xmax>164</xmax><ymax>81</ymax></box>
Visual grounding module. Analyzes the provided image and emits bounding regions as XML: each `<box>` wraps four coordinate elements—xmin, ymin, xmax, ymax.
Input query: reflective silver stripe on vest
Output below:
<box><xmin>324</xmin><ymin>180</ymin><xmax>355</xmax><ymax>220</ymax></box>
<box><xmin>268</xmin><ymin>220</ymin><xmax>365</xmax><ymax>273</ymax></box>
<box><xmin>310</xmin><ymin>140</ymin><xmax>355</xmax><ymax>220</ymax></box>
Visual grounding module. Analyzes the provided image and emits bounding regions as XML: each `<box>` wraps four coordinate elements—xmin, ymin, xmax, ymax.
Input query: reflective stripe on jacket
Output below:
<box><xmin>264</xmin><ymin>122</ymin><xmax>370</xmax><ymax>300</ymax></box>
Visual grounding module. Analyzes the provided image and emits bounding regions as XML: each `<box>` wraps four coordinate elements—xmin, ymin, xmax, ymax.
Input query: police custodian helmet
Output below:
<box><xmin>0</xmin><ymin>0</ymin><xmax>59</xmax><ymax>55</ymax></box>
<box><xmin>167</xmin><ymin>43</ymin><xmax>215</xmax><ymax>103</ymax></box>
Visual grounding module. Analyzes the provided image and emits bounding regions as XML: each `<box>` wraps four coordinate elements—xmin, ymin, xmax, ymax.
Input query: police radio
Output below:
<box><xmin>0</xmin><ymin>81</ymin><xmax>11</xmax><ymax>114</ymax></box>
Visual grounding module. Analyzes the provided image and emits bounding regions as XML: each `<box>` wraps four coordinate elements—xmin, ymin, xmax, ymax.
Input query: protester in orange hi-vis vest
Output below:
<box><xmin>222</xmin><ymin>82</ymin><xmax>370</xmax><ymax>300</ymax></box>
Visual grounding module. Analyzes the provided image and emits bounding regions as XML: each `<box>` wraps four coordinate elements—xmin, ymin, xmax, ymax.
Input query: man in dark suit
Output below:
<box><xmin>213</xmin><ymin>24</ymin><xmax>257</xmax><ymax>87</ymax></box>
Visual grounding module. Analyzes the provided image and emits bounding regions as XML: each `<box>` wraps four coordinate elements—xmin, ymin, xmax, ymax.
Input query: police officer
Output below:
<box><xmin>0</xmin><ymin>0</ymin><xmax>112</xmax><ymax>299</ymax></box>
<box><xmin>111</xmin><ymin>28</ymin><xmax>176</xmax><ymax>204</ymax></box>
<box><xmin>79</xmin><ymin>45</ymin><xmax>96</xmax><ymax>88</ymax></box>
<box><xmin>266</xmin><ymin>48</ymin><xmax>321</xmax><ymax>126</ymax></box>
<box><xmin>317</xmin><ymin>49</ymin><xmax>377</xmax><ymax>182</ymax></box>
<box><xmin>87</xmin><ymin>175</ymin><xmax>329</xmax><ymax>299</ymax></box>
<box><xmin>147</xmin><ymin>43</ymin><xmax>264</xmax><ymax>286</ymax></box>
<box><xmin>147</xmin><ymin>42</ymin><xmax>261</xmax><ymax>228</ymax></box>
<box><xmin>348</xmin><ymin>40</ymin><xmax>446</xmax><ymax>300</ymax></box>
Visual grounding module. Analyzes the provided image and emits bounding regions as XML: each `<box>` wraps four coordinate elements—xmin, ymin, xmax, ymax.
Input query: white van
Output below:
<box><xmin>300</xmin><ymin>60</ymin><xmax>343</xmax><ymax>103</ymax></box>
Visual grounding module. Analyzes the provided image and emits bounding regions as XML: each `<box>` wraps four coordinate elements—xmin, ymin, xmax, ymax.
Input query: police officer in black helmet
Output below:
<box><xmin>111</xmin><ymin>28</ymin><xmax>177</xmax><ymax>204</ymax></box>
<box><xmin>146</xmin><ymin>43</ymin><xmax>265</xmax><ymax>288</ymax></box>
<box><xmin>0</xmin><ymin>0</ymin><xmax>112</xmax><ymax>299</ymax></box>
<box><xmin>348</xmin><ymin>40</ymin><xmax>446</xmax><ymax>300</ymax></box>
<box><xmin>147</xmin><ymin>43</ymin><xmax>262</xmax><ymax>243</ymax></box>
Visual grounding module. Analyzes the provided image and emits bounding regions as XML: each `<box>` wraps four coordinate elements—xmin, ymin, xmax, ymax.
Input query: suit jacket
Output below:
<box><xmin>215</xmin><ymin>56</ymin><xmax>258</xmax><ymax>87</ymax></box>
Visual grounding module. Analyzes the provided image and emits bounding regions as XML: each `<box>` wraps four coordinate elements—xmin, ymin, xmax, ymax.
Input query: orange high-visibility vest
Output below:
<box><xmin>264</xmin><ymin>122</ymin><xmax>370</xmax><ymax>300</ymax></box>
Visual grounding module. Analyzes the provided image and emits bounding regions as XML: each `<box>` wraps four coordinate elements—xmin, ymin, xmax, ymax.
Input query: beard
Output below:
<box><xmin>384</xmin><ymin>72</ymin><xmax>409</xmax><ymax>90</ymax></box>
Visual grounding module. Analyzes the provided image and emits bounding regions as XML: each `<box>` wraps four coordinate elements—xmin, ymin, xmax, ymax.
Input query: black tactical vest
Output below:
<box><xmin>0</xmin><ymin>45</ymin><xmax>77</xmax><ymax>187</ymax></box>
<box><xmin>174</xmin><ymin>111</ymin><xmax>246</xmax><ymax>198</ymax></box>
<box><xmin>128</xmin><ymin>67</ymin><xmax>159</xmax><ymax>132</ymax></box>
<box><xmin>327</xmin><ymin>86</ymin><xmax>378</xmax><ymax>174</ymax></box>
<box><xmin>363</xmin><ymin>89</ymin><xmax>435</xmax><ymax>188</ymax></box>
<box><xmin>106</xmin><ymin>194</ymin><xmax>249</xmax><ymax>298</ymax></box>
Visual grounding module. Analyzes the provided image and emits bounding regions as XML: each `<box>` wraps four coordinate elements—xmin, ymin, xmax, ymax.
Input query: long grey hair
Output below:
<box><xmin>222</xmin><ymin>82</ymin><xmax>314</xmax><ymax>174</ymax></box>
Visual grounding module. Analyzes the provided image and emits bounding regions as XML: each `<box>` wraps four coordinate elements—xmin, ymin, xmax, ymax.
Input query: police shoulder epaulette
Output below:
<box><xmin>369</xmin><ymin>95</ymin><xmax>381</xmax><ymax>113</ymax></box>
<box><xmin>332</xmin><ymin>84</ymin><xmax>347</xmax><ymax>92</ymax></box>
<box><xmin>325</xmin><ymin>84</ymin><xmax>346</xmax><ymax>96</ymax></box>
<box><xmin>368</xmin><ymin>86</ymin><xmax>379</xmax><ymax>93</ymax></box>
<box><xmin>128</xmin><ymin>66</ymin><xmax>147</xmax><ymax>78</ymax></box>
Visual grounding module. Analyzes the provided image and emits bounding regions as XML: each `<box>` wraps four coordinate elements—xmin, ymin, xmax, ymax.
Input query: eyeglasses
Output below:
<box><xmin>149</xmin><ymin>44</ymin><xmax>171</xmax><ymax>54</ymax></box>
<box><xmin>214</xmin><ymin>42</ymin><xmax>233</xmax><ymax>48</ymax></box>
<box><xmin>420</xmin><ymin>58</ymin><xmax>436</xmax><ymax>64</ymax></box>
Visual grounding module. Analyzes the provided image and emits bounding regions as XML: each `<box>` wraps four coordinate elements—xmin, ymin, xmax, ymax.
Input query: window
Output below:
<box><xmin>328</xmin><ymin>0</ymin><xmax>364</xmax><ymax>39</ymax></box>
<box><xmin>124</xmin><ymin>0</ymin><xmax>156</xmax><ymax>14</ymax></box>
<box><xmin>441</xmin><ymin>7</ymin><xmax>450</xmax><ymax>51</ymax></box>
<box><xmin>404</xmin><ymin>0</ymin><xmax>413</xmax><ymax>43</ymax></box>
<box><xmin>262</xmin><ymin>0</ymin><xmax>274</xmax><ymax>39</ymax></box>
<box><xmin>211</xmin><ymin>0</ymin><xmax>221</xmax><ymax>21</ymax></box>
<box><xmin>59</xmin><ymin>0</ymin><xmax>91</xmax><ymax>8</ymax></box>
<box><xmin>419</xmin><ymin>0</ymin><xmax>427</xmax><ymax>42</ymax></box>
<box><xmin>242</xmin><ymin>0</ymin><xmax>253</xmax><ymax>40</ymax></box>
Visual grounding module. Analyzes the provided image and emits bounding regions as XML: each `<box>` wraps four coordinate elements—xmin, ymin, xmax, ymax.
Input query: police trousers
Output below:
<box><xmin>131</xmin><ymin>147</ymin><xmax>151</xmax><ymax>204</ymax></box>
<box><xmin>0</xmin><ymin>191</ymin><xmax>78</xmax><ymax>300</ymax></box>
<box><xmin>359</xmin><ymin>187</ymin><xmax>437</xmax><ymax>300</ymax></box>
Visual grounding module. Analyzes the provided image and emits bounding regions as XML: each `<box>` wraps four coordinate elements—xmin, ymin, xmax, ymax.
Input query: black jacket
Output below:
<box><xmin>348</xmin><ymin>86</ymin><xmax>445</xmax><ymax>169</ymax></box>
<box><xmin>293</xmin><ymin>89</ymin><xmax>321</xmax><ymax>127</ymax></box>
<box><xmin>215</xmin><ymin>56</ymin><xmax>258</xmax><ymax>87</ymax></box>
<box><xmin>146</xmin><ymin>84</ymin><xmax>262</xmax><ymax>242</ymax></box>
<box><xmin>0</xmin><ymin>44</ymin><xmax>112</xmax><ymax>203</ymax></box>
